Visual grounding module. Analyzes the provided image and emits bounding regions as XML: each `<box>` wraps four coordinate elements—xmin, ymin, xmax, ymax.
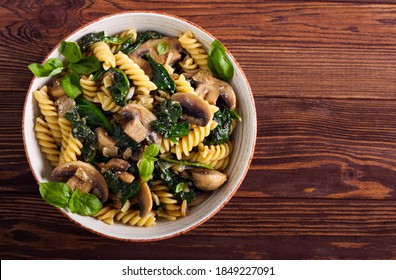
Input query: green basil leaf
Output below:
<box><xmin>69</xmin><ymin>188</ymin><xmax>102</xmax><ymax>216</ymax></box>
<box><xmin>157</xmin><ymin>41</ymin><xmax>169</xmax><ymax>55</ymax></box>
<box><xmin>175</xmin><ymin>182</ymin><xmax>186</xmax><ymax>193</ymax></box>
<box><xmin>70</xmin><ymin>56</ymin><xmax>101</xmax><ymax>75</ymax></box>
<box><xmin>138</xmin><ymin>158</ymin><xmax>154</xmax><ymax>183</ymax></box>
<box><xmin>146</xmin><ymin>54</ymin><xmax>175</xmax><ymax>94</ymax></box>
<box><xmin>28</xmin><ymin>58</ymin><xmax>64</xmax><ymax>77</ymax></box>
<box><xmin>60</xmin><ymin>41</ymin><xmax>83</xmax><ymax>64</ymax></box>
<box><xmin>144</xmin><ymin>144</ymin><xmax>160</xmax><ymax>159</ymax></box>
<box><xmin>39</xmin><ymin>182</ymin><xmax>72</xmax><ymax>208</ymax></box>
<box><xmin>159</xmin><ymin>157</ymin><xmax>214</xmax><ymax>170</ymax></box>
<box><xmin>75</xmin><ymin>97</ymin><xmax>112</xmax><ymax>133</ymax></box>
<box><xmin>78</xmin><ymin>31</ymin><xmax>105</xmax><ymax>52</ymax></box>
<box><xmin>61</xmin><ymin>72</ymin><xmax>81</xmax><ymax>99</ymax></box>
<box><xmin>208</xmin><ymin>40</ymin><xmax>234</xmax><ymax>82</ymax></box>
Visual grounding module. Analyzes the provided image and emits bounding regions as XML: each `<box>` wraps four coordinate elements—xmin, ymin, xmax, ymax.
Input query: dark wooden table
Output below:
<box><xmin>1</xmin><ymin>0</ymin><xmax>396</xmax><ymax>260</ymax></box>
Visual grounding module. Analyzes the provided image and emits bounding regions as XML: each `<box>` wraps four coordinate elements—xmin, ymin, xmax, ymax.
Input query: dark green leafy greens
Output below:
<box><xmin>159</xmin><ymin>157</ymin><xmax>213</xmax><ymax>170</ymax></box>
<box><xmin>64</xmin><ymin>107</ymin><xmax>97</xmax><ymax>162</ymax></box>
<box><xmin>28</xmin><ymin>58</ymin><xmax>64</xmax><ymax>77</ymax></box>
<box><xmin>75</xmin><ymin>97</ymin><xmax>112</xmax><ymax>133</ymax></box>
<box><xmin>151</xmin><ymin>100</ymin><xmax>190</xmax><ymax>142</ymax></box>
<box><xmin>207</xmin><ymin>40</ymin><xmax>234</xmax><ymax>82</ymax></box>
<box><xmin>120</xmin><ymin>30</ymin><xmax>163</xmax><ymax>54</ymax></box>
<box><xmin>112</xmin><ymin>124</ymin><xmax>140</xmax><ymax>152</ymax></box>
<box><xmin>107</xmin><ymin>68</ymin><xmax>131</xmax><ymax>106</ymax></box>
<box><xmin>103</xmin><ymin>169</ymin><xmax>140</xmax><ymax>203</ymax></box>
<box><xmin>78</xmin><ymin>31</ymin><xmax>122</xmax><ymax>52</ymax></box>
<box><xmin>204</xmin><ymin>107</ymin><xmax>239</xmax><ymax>145</ymax></box>
<box><xmin>39</xmin><ymin>182</ymin><xmax>102</xmax><ymax>216</ymax></box>
<box><xmin>155</xmin><ymin>162</ymin><xmax>196</xmax><ymax>203</ymax></box>
<box><xmin>146</xmin><ymin>54</ymin><xmax>176</xmax><ymax>94</ymax></box>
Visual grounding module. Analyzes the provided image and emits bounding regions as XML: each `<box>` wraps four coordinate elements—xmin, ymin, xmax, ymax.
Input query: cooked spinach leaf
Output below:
<box><xmin>75</xmin><ymin>97</ymin><xmax>112</xmax><ymax>133</ymax></box>
<box><xmin>78</xmin><ymin>32</ymin><xmax>122</xmax><ymax>52</ymax></box>
<box><xmin>146</xmin><ymin>54</ymin><xmax>176</xmax><ymax>94</ymax></box>
<box><xmin>103</xmin><ymin>169</ymin><xmax>140</xmax><ymax>203</ymax></box>
<box><xmin>120</xmin><ymin>30</ymin><xmax>163</xmax><ymax>54</ymax></box>
<box><xmin>151</xmin><ymin>100</ymin><xmax>190</xmax><ymax>142</ymax></box>
<box><xmin>204</xmin><ymin>107</ymin><xmax>238</xmax><ymax>145</ymax></box>
<box><xmin>107</xmin><ymin>68</ymin><xmax>130</xmax><ymax>106</ymax></box>
<box><xmin>112</xmin><ymin>123</ymin><xmax>140</xmax><ymax>152</ymax></box>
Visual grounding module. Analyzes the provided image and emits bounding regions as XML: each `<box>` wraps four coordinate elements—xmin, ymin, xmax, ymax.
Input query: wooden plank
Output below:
<box><xmin>3</xmin><ymin>2</ymin><xmax>396</xmax><ymax>98</ymax></box>
<box><xmin>1</xmin><ymin>194</ymin><xmax>395</xmax><ymax>259</ymax></box>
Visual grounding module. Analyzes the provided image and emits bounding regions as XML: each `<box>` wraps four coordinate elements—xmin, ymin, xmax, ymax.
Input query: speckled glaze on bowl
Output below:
<box><xmin>23</xmin><ymin>11</ymin><xmax>256</xmax><ymax>241</ymax></box>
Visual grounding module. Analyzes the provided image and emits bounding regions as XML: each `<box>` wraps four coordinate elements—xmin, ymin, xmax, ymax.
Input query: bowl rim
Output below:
<box><xmin>22</xmin><ymin>10</ymin><xmax>257</xmax><ymax>242</ymax></box>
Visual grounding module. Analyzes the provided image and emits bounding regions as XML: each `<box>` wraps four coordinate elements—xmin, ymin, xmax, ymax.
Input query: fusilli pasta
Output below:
<box><xmin>35</xmin><ymin>117</ymin><xmax>60</xmax><ymax>167</ymax></box>
<box><xmin>91</xmin><ymin>41</ymin><xmax>116</xmax><ymax>70</ymax></box>
<box><xmin>178</xmin><ymin>31</ymin><xmax>209</xmax><ymax>70</ymax></box>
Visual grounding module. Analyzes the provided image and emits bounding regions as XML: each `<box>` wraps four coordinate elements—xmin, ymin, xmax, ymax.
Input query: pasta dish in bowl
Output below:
<box><xmin>23</xmin><ymin>11</ymin><xmax>256</xmax><ymax>241</ymax></box>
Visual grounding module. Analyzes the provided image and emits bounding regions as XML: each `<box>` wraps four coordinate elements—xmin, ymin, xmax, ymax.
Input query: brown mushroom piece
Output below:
<box><xmin>129</xmin><ymin>37</ymin><xmax>184</xmax><ymax>79</ymax></box>
<box><xmin>171</xmin><ymin>92</ymin><xmax>213</xmax><ymax>126</ymax></box>
<box><xmin>188</xmin><ymin>70</ymin><xmax>237</xmax><ymax>110</ymax></box>
<box><xmin>189</xmin><ymin>168</ymin><xmax>227</xmax><ymax>191</ymax></box>
<box><xmin>52</xmin><ymin>161</ymin><xmax>109</xmax><ymax>203</ymax></box>
<box><xmin>95</xmin><ymin>127</ymin><xmax>118</xmax><ymax>158</ymax></box>
<box><xmin>138</xmin><ymin>180</ymin><xmax>153</xmax><ymax>217</ymax></box>
<box><xmin>116</xmin><ymin>104</ymin><xmax>158</xmax><ymax>143</ymax></box>
<box><xmin>103</xmin><ymin>158</ymin><xmax>131</xmax><ymax>172</ymax></box>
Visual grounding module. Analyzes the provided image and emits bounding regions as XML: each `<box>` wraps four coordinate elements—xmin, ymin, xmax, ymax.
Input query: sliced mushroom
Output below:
<box><xmin>55</xmin><ymin>95</ymin><xmax>76</xmax><ymax>117</ymax></box>
<box><xmin>187</xmin><ymin>70</ymin><xmax>237</xmax><ymax>110</ymax></box>
<box><xmin>117</xmin><ymin>103</ymin><xmax>157</xmax><ymax>128</ymax></box>
<box><xmin>117</xmin><ymin>171</ymin><xmax>135</xmax><ymax>184</ymax></box>
<box><xmin>129</xmin><ymin>37</ymin><xmax>184</xmax><ymax>78</ymax></box>
<box><xmin>51</xmin><ymin>78</ymin><xmax>66</xmax><ymax>98</ymax></box>
<box><xmin>95</xmin><ymin>127</ymin><xmax>118</xmax><ymax>157</ymax></box>
<box><xmin>171</xmin><ymin>92</ymin><xmax>213</xmax><ymax>126</ymax></box>
<box><xmin>189</xmin><ymin>168</ymin><xmax>227</xmax><ymax>191</ymax></box>
<box><xmin>138</xmin><ymin>180</ymin><xmax>153</xmax><ymax>217</ymax></box>
<box><xmin>115</xmin><ymin>104</ymin><xmax>158</xmax><ymax>143</ymax></box>
<box><xmin>104</xmin><ymin>158</ymin><xmax>131</xmax><ymax>172</ymax></box>
<box><xmin>52</xmin><ymin>161</ymin><xmax>109</xmax><ymax>203</ymax></box>
<box><xmin>123</xmin><ymin>118</ymin><xmax>149</xmax><ymax>143</ymax></box>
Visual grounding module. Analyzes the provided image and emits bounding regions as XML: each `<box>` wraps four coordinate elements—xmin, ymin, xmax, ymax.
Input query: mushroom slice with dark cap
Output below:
<box><xmin>129</xmin><ymin>37</ymin><xmax>184</xmax><ymax>79</ymax></box>
<box><xmin>52</xmin><ymin>161</ymin><xmax>109</xmax><ymax>203</ymax></box>
<box><xmin>138</xmin><ymin>180</ymin><xmax>153</xmax><ymax>217</ymax></box>
<box><xmin>189</xmin><ymin>168</ymin><xmax>227</xmax><ymax>191</ymax></box>
<box><xmin>171</xmin><ymin>92</ymin><xmax>213</xmax><ymax>126</ymax></box>
<box><xmin>95</xmin><ymin>127</ymin><xmax>118</xmax><ymax>158</ymax></box>
<box><xmin>187</xmin><ymin>70</ymin><xmax>237</xmax><ymax>110</ymax></box>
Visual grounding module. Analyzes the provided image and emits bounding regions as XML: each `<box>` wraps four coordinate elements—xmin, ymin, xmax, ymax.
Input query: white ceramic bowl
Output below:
<box><xmin>23</xmin><ymin>11</ymin><xmax>256</xmax><ymax>241</ymax></box>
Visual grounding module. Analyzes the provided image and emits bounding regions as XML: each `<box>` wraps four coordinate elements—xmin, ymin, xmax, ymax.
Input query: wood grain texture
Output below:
<box><xmin>1</xmin><ymin>0</ymin><xmax>396</xmax><ymax>259</ymax></box>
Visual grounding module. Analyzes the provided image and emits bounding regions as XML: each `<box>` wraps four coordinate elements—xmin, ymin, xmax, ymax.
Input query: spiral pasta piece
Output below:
<box><xmin>114</xmin><ymin>52</ymin><xmax>157</xmax><ymax>95</ymax></box>
<box><xmin>59</xmin><ymin>131</ymin><xmax>83</xmax><ymax>163</ymax></box>
<box><xmin>116</xmin><ymin>210</ymin><xmax>156</xmax><ymax>227</ymax></box>
<box><xmin>91</xmin><ymin>41</ymin><xmax>116</xmax><ymax>70</ymax></box>
<box><xmin>178</xmin><ymin>31</ymin><xmax>209</xmax><ymax>70</ymax></box>
<box><xmin>57</xmin><ymin>116</ymin><xmax>72</xmax><ymax>154</ymax></box>
<box><xmin>94</xmin><ymin>206</ymin><xmax>119</xmax><ymax>225</ymax></box>
<box><xmin>179</xmin><ymin>54</ymin><xmax>198</xmax><ymax>73</ymax></box>
<box><xmin>131</xmin><ymin>94</ymin><xmax>154</xmax><ymax>110</ymax></box>
<box><xmin>97</xmin><ymin>86</ymin><xmax>122</xmax><ymax>112</ymax></box>
<box><xmin>173</xmin><ymin>74</ymin><xmax>195</xmax><ymax>94</ymax></box>
<box><xmin>152</xmin><ymin>185</ymin><xmax>187</xmax><ymax>220</ymax></box>
<box><xmin>168</xmin><ymin>120</ymin><xmax>218</xmax><ymax>159</ymax></box>
<box><xmin>80</xmin><ymin>75</ymin><xmax>99</xmax><ymax>102</ymax></box>
<box><xmin>35</xmin><ymin>117</ymin><xmax>60</xmax><ymax>167</ymax></box>
<box><xmin>196</xmin><ymin>141</ymin><xmax>233</xmax><ymax>163</ymax></box>
<box><xmin>33</xmin><ymin>86</ymin><xmax>62</xmax><ymax>145</ymax></box>
<box><xmin>182</xmin><ymin>150</ymin><xmax>231</xmax><ymax>171</ymax></box>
